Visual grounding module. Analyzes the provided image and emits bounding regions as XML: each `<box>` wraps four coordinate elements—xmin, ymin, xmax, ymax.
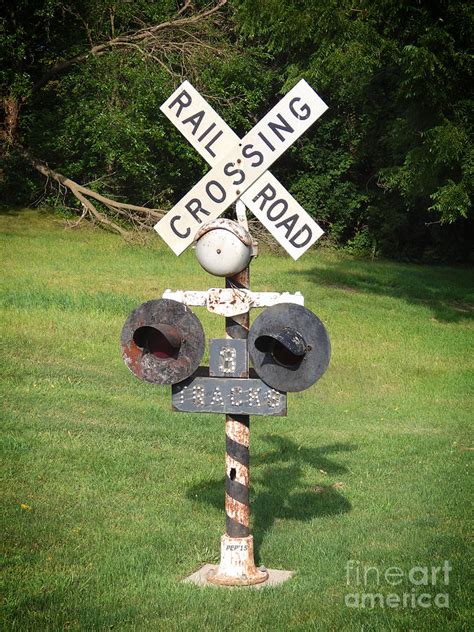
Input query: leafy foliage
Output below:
<box><xmin>1</xmin><ymin>0</ymin><xmax>472</xmax><ymax>260</ymax></box>
<box><xmin>235</xmin><ymin>0</ymin><xmax>473</xmax><ymax>260</ymax></box>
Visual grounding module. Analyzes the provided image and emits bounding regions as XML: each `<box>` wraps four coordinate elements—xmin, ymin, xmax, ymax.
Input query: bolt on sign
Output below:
<box><xmin>155</xmin><ymin>79</ymin><xmax>327</xmax><ymax>259</ymax></box>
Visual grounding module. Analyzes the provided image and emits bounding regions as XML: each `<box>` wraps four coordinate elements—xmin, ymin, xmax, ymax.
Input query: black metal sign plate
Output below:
<box><xmin>209</xmin><ymin>338</ymin><xmax>248</xmax><ymax>378</ymax></box>
<box><xmin>172</xmin><ymin>375</ymin><xmax>287</xmax><ymax>416</ymax></box>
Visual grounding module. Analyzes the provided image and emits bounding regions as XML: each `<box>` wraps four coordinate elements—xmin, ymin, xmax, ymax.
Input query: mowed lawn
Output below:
<box><xmin>1</xmin><ymin>209</ymin><xmax>472</xmax><ymax>631</ymax></box>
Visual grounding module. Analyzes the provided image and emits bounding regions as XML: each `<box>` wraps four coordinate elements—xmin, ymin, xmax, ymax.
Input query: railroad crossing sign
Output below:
<box><xmin>155</xmin><ymin>79</ymin><xmax>327</xmax><ymax>259</ymax></box>
<box><xmin>121</xmin><ymin>79</ymin><xmax>332</xmax><ymax>588</ymax></box>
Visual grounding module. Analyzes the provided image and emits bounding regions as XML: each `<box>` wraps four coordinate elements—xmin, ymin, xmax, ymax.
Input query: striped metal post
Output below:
<box><xmin>225</xmin><ymin>267</ymin><xmax>251</xmax><ymax>538</ymax></box>
<box><xmin>207</xmin><ymin>265</ymin><xmax>268</xmax><ymax>586</ymax></box>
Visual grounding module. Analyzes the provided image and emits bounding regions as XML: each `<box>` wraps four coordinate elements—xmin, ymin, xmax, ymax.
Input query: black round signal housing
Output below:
<box><xmin>248</xmin><ymin>303</ymin><xmax>330</xmax><ymax>392</ymax></box>
<box><xmin>121</xmin><ymin>299</ymin><xmax>205</xmax><ymax>385</ymax></box>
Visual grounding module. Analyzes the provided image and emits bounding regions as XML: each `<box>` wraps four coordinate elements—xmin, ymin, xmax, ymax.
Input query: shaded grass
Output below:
<box><xmin>1</xmin><ymin>209</ymin><xmax>473</xmax><ymax>631</ymax></box>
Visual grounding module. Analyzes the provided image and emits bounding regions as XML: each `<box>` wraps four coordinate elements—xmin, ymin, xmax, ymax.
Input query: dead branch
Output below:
<box><xmin>125</xmin><ymin>0</ymin><xmax>227</xmax><ymax>43</ymax></box>
<box><xmin>18</xmin><ymin>147</ymin><xmax>165</xmax><ymax>236</ymax></box>
<box><xmin>74</xmin><ymin>187</ymin><xmax>129</xmax><ymax>237</ymax></box>
<box><xmin>65</xmin><ymin>205</ymin><xmax>88</xmax><ymax>229</ymax></box>
<box><xmin>30</xmin><ymin>0</ymin><xmax>228</xmax><ymax>96</ymax></box>
<box><xmin>109</xmin><ymin>41</ymin><xmax>176</xmax><ymax>76</ymax></box>
<box><xmin>177</xmin><ymin>1</ymin><xmax>193</xmax><ymax>16</ymax></box>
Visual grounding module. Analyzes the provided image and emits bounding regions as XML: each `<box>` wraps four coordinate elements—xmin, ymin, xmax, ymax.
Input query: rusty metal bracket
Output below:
<box><xmin>162</xmin><ymin>288</ymin><xmax>304</xmax><ymax>316</ymax></box>
<box><xmin>207</xmin><ymin>288</ymin><xmax>251</xmax><ymax>316</ymax></box>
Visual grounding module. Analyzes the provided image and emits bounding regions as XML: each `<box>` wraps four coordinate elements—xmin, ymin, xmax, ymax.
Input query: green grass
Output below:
<box><xmin>1</xmin><ymin>208</ymin><xmax>472</xmax><ymax>631</ymax></box>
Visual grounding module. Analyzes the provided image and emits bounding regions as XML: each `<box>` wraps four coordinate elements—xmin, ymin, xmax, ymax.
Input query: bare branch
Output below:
<box><xmin>61</xmin><ymin>4</ymin><xmax>94</xmax><ymax>48</ymax></box>
<box><xmin>177</xmin><ymin>0</ymin><xmax>193</xmax><ymax>16</ymax></box>
<box><xmin>30</xmin><ymin>0</ymin><xmax>228</xmax><ymax>96</ymax></box>
<box><xmin>17</xmin><ymin>147</ymin><xmax>165</xmax><ymax>236</ymax></box>
<box><xmin>126</xmin><ymin>0</ymin><xmax>227</xmax><ymax>42</ymax></box>
<box><xmin>108</xmin><ymin>41</ymin><xmax>176</xmax><ymax>76</ymax></box>
<box><xmin>64</xmin><ymin>205</ymin><xmax>88</xmax><ymax>229</ymax></box>
<box><xmin>75</xmin><ymin>188</ymin><xmax>129</xmax><ymax>237</ymax></box>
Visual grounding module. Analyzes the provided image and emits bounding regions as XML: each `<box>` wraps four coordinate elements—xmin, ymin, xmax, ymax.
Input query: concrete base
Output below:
<box><xmin>183</xmin><ymin>564</ymin><xmax>293</xmax><ymax>588</ymax></box>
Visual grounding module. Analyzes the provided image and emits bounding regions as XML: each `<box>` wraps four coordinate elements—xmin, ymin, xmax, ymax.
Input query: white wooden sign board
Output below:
<box><xmin>155</xmin><ymin>79</ymin><xmax>327</xmax><ymax>258</ymax></box>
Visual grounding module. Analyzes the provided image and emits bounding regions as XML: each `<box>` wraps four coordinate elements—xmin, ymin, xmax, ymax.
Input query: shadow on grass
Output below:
<box><xmin>295</xmin><ymin>259</ymin><xmax>473</xmax><ymax>323</ymax></box>
<box><xmin>187</xmin><ymin>436</ymin><xmax>354</xmax><ymax>561</ymax></box>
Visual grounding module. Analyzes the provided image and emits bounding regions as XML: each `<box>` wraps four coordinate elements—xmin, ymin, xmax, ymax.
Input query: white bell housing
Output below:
<box><xmin>194</xmin><ymin>218</ymin><xmax>255</xmax><ymax>277</ymax></box>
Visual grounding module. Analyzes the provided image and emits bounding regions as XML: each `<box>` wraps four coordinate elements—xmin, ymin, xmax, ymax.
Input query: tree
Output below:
<box><xmin>0</xmin><ymin>0</ymin><xmax>256</xmax><ymax>234</ymax></box>
<box><xmin>1</xmin><ymin>0</ymin><xmax>472</xmax><ymax>260</ymax></box>
<box><xmin>234</xmin><ymin>0</ymin><xmax>473</xmax><ymax>259</ymax></box>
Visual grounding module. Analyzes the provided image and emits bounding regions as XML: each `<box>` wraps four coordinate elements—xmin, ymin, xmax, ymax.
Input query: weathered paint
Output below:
<box><xmin>194</xmin><ymin>219</ymin><xmax>254</xmax><ymax>277</ymax></box>
<box><xmin>235</xmin><ymin>199</ymin><xmax>249</xmax><ymax>232</ymax></box>
<box><xmin>121</xmin><ymin>299</ymin><xmax>205</xmax><ymax>385</ymax></box>
<box><xmin>158</xmin><ymin>79</ymin><xmax>325</xmax><ymax>260</ymax></box>
<box><xmin>207</xmin><ymin>288</ymin><xmax>251</xmax><ymax>317</ymax></box>
<box><xmin>209</xmin><ymin>339</ymin><xmax>248</xmax><ymax>378</ymax></box>
<box><xmin>206</xmin><ymin>535</ymin><xmax>268</xmax><ymax>586</ymax></box>
<box><xmin>194</xmin><ymin>217</ymin><xmax>253</xmax><ymax>247</ymax></box>
<box><xmin>172</xmin><ymin>375</ymin><xmax>287</xmax><ymax>415</ymax></box>
<box><xmin>154</xmin><ymin>80</ymin><xmax>327</xmax><ymax>255</ymax></box>
<box><xmin>226</xmin><ymin>418</ymin><xmax>249</xmax><ymax>448</ymax></box>
<box><xmin>225</xmin><ymin>492</ymin><xmax>249</xmax><ymax>529</ymax></box>
<box><xmin>225</xmin><ymin>266</ymin><xmax>251</xmax><ymax>549</ymax></box>
<box><xmin>225</xmin><ymin>454</ymin><xmax>249</xmax><ymax>487</ymax></box>
<box><xmin>162</xmin><ymin>288</ymin><xmax>304</xmax><ymax>316</ymax></box>
<box><xmin>249</xmin><ymin>302</ymin><xmax>331</xmax><ymax>392</ymax></box>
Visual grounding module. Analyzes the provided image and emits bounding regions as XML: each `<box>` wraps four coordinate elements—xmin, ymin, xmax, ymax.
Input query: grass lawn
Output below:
<box><xmin>1</xmin><ymin>208</ymin><xmax>472</xmax><ymax>631</ymax></box>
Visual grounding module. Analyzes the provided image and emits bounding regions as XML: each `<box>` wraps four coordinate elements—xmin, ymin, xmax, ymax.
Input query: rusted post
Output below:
<box><xmin>224</xmin><ymin>267</ymin><xmax>251</xmax><ymax>538</ymax></box>
<box><xmin>207</xmin><ymin>266</ymin><xmax>268</xmax><ymax>586</ymax></box>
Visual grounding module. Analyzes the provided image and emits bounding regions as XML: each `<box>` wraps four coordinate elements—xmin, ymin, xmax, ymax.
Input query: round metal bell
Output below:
<box><xmin>194</xmin><ymin>218</ymin><xmax>253</xmax><ymax>277</ymax></box>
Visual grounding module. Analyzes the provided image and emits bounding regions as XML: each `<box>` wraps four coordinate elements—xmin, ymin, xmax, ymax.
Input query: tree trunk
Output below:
<box><xmin>2</xmin><ymin>95</ymin><xmax>21</xmax><ymax>149</ymax></box>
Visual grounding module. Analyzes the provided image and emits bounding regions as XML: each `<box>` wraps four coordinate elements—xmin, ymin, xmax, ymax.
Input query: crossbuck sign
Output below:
<box><xmin>155</xmin><ymin>80</ymin><xmax>328</xmax><ymax>260</ymax></box>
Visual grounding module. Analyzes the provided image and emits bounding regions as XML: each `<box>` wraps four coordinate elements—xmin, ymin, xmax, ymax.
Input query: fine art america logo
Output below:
<box><xmin>345</xmin><ymin>560</ymin><xmax>451</xmax><ymax>609</ymax></box>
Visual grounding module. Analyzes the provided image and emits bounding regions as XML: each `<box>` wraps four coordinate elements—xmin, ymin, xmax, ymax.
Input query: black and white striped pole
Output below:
<box><xmin>206</xmin><ymin>259</ymin><xmax>268</xmax><ymax>586</ymax></box>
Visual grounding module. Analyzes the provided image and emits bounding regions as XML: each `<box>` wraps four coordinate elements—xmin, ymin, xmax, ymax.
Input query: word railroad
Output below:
<box><xmin>155</xmin><ymin>79</ymin><xmax>327</xmax><ymax>259</ymax></box>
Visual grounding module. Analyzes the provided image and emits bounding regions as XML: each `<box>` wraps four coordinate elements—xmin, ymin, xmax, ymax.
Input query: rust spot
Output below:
<box><xmin>226</xmin><ymin>419</ymin><xmax>249</xmax><ymax>447</ymax></box>
<box><xmin>225</xmin><ymin>492</ymin><xmax>249</xmax><ymax>527</ymax></box>
<box><xmin>121</xmin><ymin>298</ymin><xmax>204</xmax><ymax>385</ymax></box>
<box><xmin>206</xmin><ymin>535</ymin><xmax>268</xmax><ymax>586</ymax></box>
